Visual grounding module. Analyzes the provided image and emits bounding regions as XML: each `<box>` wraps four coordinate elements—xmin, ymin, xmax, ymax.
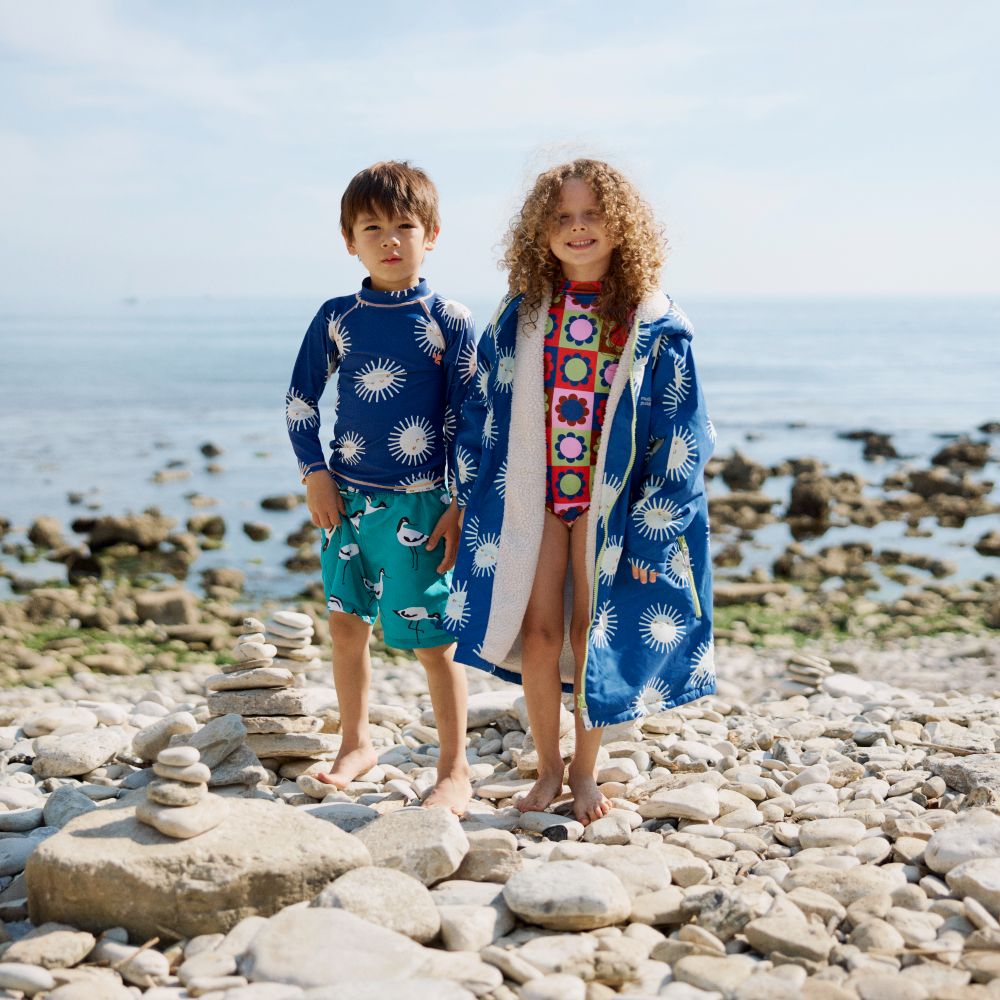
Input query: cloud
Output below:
<box><xmin>0</xmin><ymin>1</ymin><xmax>263</xmax><ymax>114</ymax></box>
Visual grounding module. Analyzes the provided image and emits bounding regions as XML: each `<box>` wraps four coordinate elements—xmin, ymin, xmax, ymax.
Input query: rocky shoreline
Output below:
<box><xmin>0</xmin><ymin>425</ymin><xmax>996</xmax><ymax>998</ymax></box>
<box><xmin>0</xmin><ymin>621</ymin><xmax>997</xmax><ymax>998</ymax></box>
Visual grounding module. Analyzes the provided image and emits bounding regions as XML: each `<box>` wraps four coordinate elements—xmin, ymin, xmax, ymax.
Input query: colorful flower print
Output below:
<box><xmin>544</xmin><ymin>312</ymin><xmax>557</xmax><ymax>341</ymax></box>
<box><xmin>544</xmin><ymin>346</ymin><xmax>558</xmax><ymax>383</ymax></box>
<box><xmin>556</xmin><ymin>470</ymin><xmax>585</xmax><ymax>499</ymax></box>
<box><xmin>555</xmin><ymin>432</ymin><xmax>588</xmax><ymax>464</ymax></box>
<box><xmin>564</xmin><ymin>313</ymin><xmax>598</xmax><ymax>346</ymax></box>
<box><xmin>599</xmin><ymin>357</ymin><xmax>619</xmax><ymax>389</ymax></box>
<box><xmin>555</xmin><ymin>393</ymin><xmax>590</xmax><ymax>427</ymax></box>
<box><xmin>560</xmin><ymin>353</ymin><xmax>593</xmax><ymax>387</ymax></box>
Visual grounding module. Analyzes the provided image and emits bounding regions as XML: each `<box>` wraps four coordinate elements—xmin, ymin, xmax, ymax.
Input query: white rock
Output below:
<box><xmin>22</xmin><ymin>707</ymin><xmax>98</xmax><ymax>738</ymax></box>
<box><xmin>925</xmin><ymin>809</ymin><xmax>1000</xmax><ymax>875</ymax></box>
<box><xmin>354</xmin><ymin>807</ymin><xmax>469</xmax><ymax>885</ymax></box>
<box><xmin>272</xmin><ymin>610</ymin><xmax>314</xmax><ymax>629</ymax></box>
<box><xmin>946</xmin><ymin>858</ymin><xmax>1000</xmax><ymax>917</ymax></box>
<box><xmin>135</xmin><ymin>795</ymin><xmax>227</xmax><ymax>839</ymax></box>
<box><xmin>503</xmin><ymin>860</ymin><xmax>631</xmax><ymax>930</ymax></box>
<box><xmin>244</xmin><ymin>906</ymin><xmax>425</xmax><ymax>989</ymax></box>
<box><xmin>157</xmin><ymin>746</ymin><xmax>201</xmax><ymax>767</ymax></box>
<box><xmin>132</xmin><ymin>712</ymin><xmax>199</xmax><ymax>762</ymax></box>
<box><xmin>312</xmin><ymin>865</ymin><xmax>441</xmax><ymax>943</ymax></box>
<box><xmin>798</xmin><ymin>817</ymin><xmax>867</xmax><ymax>848</ymax></box>
<box><xmin>0</xmin><ymin>962</ymin><xmax>56</xmax><ymax>996</ymax></box>
<box><xmin>519</xmin><ymin>973</ymin><xmax>587</xmax><ymax>1000</ymax></box>
<box><xmin>31</xmin><ymin>728</ymin><xmax>127</xmax><ymax>778</ymax></box>
<box><xmin>638</xmin><ymin>782</ymin><xmax>720</xmax><ymax>821</ymax></box>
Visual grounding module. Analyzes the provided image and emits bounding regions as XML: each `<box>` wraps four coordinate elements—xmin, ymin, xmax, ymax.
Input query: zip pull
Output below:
<box><xmin>678</xmin><ymin>535</ymin><xmax>703</xmax><ymax>619</ymax></box>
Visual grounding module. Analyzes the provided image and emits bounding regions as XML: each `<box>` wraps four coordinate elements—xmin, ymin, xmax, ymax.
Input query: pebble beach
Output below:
<box><xmin>0</xmin><ymin>417</ymin><xmax>997</xmax><ymax>999</ymax></box>
<box><xmin>0</xmin><ymin>307</ymin><xmax>999</xmax><ymax>999</ymax></box>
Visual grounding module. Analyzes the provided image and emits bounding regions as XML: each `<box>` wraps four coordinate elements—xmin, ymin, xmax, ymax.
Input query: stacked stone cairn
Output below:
<box><xmin>134</xmin><ymin>746</ymin><xmax>225</xmax><ymax>838</ymax></box>
<box><xmin>204</xmin><ymin>611</ymin><xmax>338</xmax><ymax>770</ymax></box>
<box><xmin>266</xmin><ymin>609</ymin><xmax>323</xmax><ymax>681</ymax></box>
<box><xmin>779</xmin><ymin>652</ymin><xmax>834</xmax><ymax>696</ymax></box>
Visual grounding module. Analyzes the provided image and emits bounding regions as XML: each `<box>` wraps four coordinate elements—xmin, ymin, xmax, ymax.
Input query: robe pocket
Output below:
<box><xmin>623</xmin><ymin>534</ymin><xmax>703</xmax><ymax>620</ymax></box>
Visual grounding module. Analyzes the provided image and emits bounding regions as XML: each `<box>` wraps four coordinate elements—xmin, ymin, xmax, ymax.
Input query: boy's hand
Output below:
<box><xmin>631</xmin><ymin>563</ymin><xmax>658</xmax><ymax>585</ymax></box>
<box><xmin>305</xmin><ymin>472</ymin><xmax>346</xmax><ymax>530</ymax></box>
<box><xmin>427</xmin><ymin>499</ymin><xmax>460</xmax><ymax>573</ymax></box>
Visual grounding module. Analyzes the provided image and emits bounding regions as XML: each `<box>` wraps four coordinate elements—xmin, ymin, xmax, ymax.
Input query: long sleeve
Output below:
<box><xmin>625</xmin><ymin>328</ymin><xmax>714</xmax><ymax>571</ymax></box>
<box><xmin>434</xmin><ymin>299</ymin><xmax>478</xmax><ymax>498</ymax></box>
<box><xmin>286</xmin><ymin>305</ymin><xmax>339</xmax><ymax>479</ymax></box>
<box><xmin>454</xmin><ymin>306</ymin><xmax>502</xmax><ymax>508</ymax></box>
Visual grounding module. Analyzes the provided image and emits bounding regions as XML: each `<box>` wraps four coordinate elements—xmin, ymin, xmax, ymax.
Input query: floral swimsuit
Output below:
<box><xmin>543</xmin><ymin>280</ymin><xmax>628</xmax><ymax>525</ymax></box>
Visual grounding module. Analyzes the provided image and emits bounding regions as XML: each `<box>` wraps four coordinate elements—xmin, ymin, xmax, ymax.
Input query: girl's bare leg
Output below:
<box><xmin>414</xmin><ymin>642</ymin><xmax>472</xmax><ymax>815</ymax></box>
<box><xmin>567</xmin><ymin>510</ymin><xmax>611</xmax><ymax>825</ymax></box>
<box><xmin>516</xmin><ymin>510</ymin><xmax>571</xmax><ymax>814</ymax></box>
<box><xmin>317</xmin><ymin>612</ymin><xmax>379</xmax><ymax>787</ymax></box>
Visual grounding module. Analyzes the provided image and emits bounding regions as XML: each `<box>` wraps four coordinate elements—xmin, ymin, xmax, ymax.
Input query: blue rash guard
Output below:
<box><xmin>286</xmin><ymin>278</ymin><xmax>476</xmax><ymax>493</ymax></box>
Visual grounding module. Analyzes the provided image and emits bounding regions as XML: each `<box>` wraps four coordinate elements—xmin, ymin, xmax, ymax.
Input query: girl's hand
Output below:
<box><xmin>305</xmin><ymin>472</ymin><xmax>346</xmax><ymax>530</ymax></box>
<box><xmin>631</xmin><ymin>563</ymin><xmax>658</xmax><ymax>585</ymax></box>
<box><xmin>427</xmin><ymin>499</ymin><xmax>460</xmax><ymax>573</ymax></box>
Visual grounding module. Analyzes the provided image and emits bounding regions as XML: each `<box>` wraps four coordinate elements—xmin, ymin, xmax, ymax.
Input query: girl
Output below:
<box><xmin>448</xmin><ymin>160</ymin><xmax>715</xmax><ymax>824</ymax></box>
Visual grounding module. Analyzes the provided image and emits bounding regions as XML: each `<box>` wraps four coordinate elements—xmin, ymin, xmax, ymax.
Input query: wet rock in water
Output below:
<box><xmin>261</xmin><ymin>494</ymin><xmax>302</xmax><ymax>511</ymax></box>
<box><xmin>188</xmin><ymin>513</ymin><xmax>226</xmax><ymax>538</ymax></box>
<box><xmin>27</xmin><ymin>516</ymin><xmax>65</xmax><ymax>549</ymax></box>
<box><xmin>931</xmin><ymin>436</ymin><xmax>993</xmax><ymax>469</ymax></box>
<box><xmin>243</xmin><ymin>521</ymin><xmax>272</xmax><ymax>542</ymax></box>
<box><xmin>839</xmin><ymin>428</ymin><xmax>899</xmax><ymax>461</ymax></box>
<box><xmin>202</xmin><ymin>566</ymin><xmax>245</xmax><ymax>592</ymax></box>
<box><xmin>721</xmin><ymin>451</ymin><xmax>768</xmax><ymax>491</ymax></box>
<box><xmin>907</xmin><ymin>466</ymin><xmax>992</xmax><ymax>500</ymax></box>
<box><xmin>200</xmin><ymin>441</ymin><xmax>224</xmax><ymax>457</ymax></box>
<box><xmin>975</xmin><ymin>530</ymin><xmax>1000</xmax><ymax>557</ymax></box>
<box><xmin>87</xmin><ymin>512</ymin><xmax>176</xmax><ymax>550</ymax></box>
<box><xmin>26</xmin><ymin>797</ymin><xmax>371</xmax><ymax>939</ymax></box>
<box><xmin>787</xmin><ymin>473</ymin><xmax>832</xmax><ymax>522</ymax></box>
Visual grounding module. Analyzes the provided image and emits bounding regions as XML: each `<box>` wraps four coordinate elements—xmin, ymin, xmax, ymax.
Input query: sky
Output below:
<box><xmin>1</xmin><ymin>1</ymin><xmax>998</xmax><ymax>304</ymax></box>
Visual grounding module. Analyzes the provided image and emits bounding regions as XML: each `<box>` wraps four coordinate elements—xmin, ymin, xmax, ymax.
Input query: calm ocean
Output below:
<box><xmin>1</xmin><ymin>296</ymin><xmax>998</xmax><ymax>599</ymax></box>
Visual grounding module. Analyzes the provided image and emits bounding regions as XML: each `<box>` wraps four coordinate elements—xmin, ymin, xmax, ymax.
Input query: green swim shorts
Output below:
<box><xmin>320</xmin><ymin>486</ymin><xmax>455</xmax><ymax>650</ymax></box>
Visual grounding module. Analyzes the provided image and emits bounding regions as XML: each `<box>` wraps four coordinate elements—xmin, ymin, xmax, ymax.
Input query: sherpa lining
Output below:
<box><xmin>479</xmin><ymin>294</ymin><xmax>550</xmax><ymax>665</ymax></box>
<box><xmin>479</xmin><ymin>289</ymin><xmax>673</xmax><ymax>684</ymax></box>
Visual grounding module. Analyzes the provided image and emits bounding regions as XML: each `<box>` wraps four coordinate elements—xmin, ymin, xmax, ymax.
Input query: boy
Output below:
<box><xmin>286</xmin><ymin>161</ymin><xmax>476</xmax><ymax>814</ymax></box>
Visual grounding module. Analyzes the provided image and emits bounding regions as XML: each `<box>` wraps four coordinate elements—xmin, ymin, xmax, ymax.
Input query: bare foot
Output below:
<box><xmin>516</xmin><ymin>769</ymin><xmax>566</xmax><ymax>814</ymax></box>
<box><xmin>315</xmin><ymin>745</ymin><xmax>379</xmax><ymax>788</ymax></box>
<box><xmin>423</xmin><ymin>768</ymin><xmax>472</xmax><ymax>816</ymax></box>
<box><xmin>568</xmin><ymin>767</ymin><xmax>611</xmax><ymax>826</ymax></box>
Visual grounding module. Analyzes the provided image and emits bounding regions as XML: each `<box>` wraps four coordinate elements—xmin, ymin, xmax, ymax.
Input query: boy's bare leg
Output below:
<box><xmin>516</xmin><ymin>511</ymin><xmax>571</xmax><ymax>814</ymax></box>
<box><xmin>413</xmin><ymin>642</ymin><xmax>472</xmax><ymax>815</ymax></box>
<box><xmin>567</xmin><ymin>510</ymin><xmax>611</xmax><ymax>825</ymax></box>
<box><xmin>317</xmin><ymin>611</ymin><xmax>379</xmax><ymax>787</ymax></box>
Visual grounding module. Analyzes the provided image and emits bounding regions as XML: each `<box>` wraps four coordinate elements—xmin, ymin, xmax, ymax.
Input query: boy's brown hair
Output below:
<box><xmin>340</xmin><ymin>161</ymin><xmax>440</xmax><ymax>237</ymax></box>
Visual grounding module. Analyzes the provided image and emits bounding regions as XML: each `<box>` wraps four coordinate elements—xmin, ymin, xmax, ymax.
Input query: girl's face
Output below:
<box><xmin>548</xmin><ymin>178</ymin><xmax>615</xmax><ymax>282</ymax></box>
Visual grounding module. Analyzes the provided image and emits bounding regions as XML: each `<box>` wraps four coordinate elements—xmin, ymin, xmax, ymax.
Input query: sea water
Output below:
<box><xmin>1</xmin><ymin>295</ymin><xmax>997</xmax><ymax>599</ymax></box>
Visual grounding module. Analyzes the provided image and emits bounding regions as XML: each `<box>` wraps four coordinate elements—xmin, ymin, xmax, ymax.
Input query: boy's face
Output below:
<box><xmin>343</xmin><ymin>209</ymin><xmax>438</xmax><ymax>292</ymax></box>
<box><xmin>548</xmin><ymin>177</ymin><xmax>615</xmax><ymax>282</ymax></box>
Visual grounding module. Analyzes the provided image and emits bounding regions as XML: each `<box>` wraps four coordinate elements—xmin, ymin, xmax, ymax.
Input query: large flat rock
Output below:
<box><xmin>243</xmin><ymin>906</ymin><xmax>426</xmax><ymax>989</ymax></box>
<box><xmin>25</xmin><ymin>796</ymin><xmax>370</xmax><ymax>940</ymax></box>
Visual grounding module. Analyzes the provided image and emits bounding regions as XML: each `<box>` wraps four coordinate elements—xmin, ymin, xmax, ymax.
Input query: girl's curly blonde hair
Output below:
<box><xmin>502</xmin><ymin>159</ymin><xmax>666</xmax><ymax>328</ymax></box>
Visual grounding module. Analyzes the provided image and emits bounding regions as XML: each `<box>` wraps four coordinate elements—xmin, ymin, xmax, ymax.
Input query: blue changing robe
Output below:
<box><xmin>446</xmin><ymin>288</ymin><xmax>716</xmax><ymax>728</ymax></box>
